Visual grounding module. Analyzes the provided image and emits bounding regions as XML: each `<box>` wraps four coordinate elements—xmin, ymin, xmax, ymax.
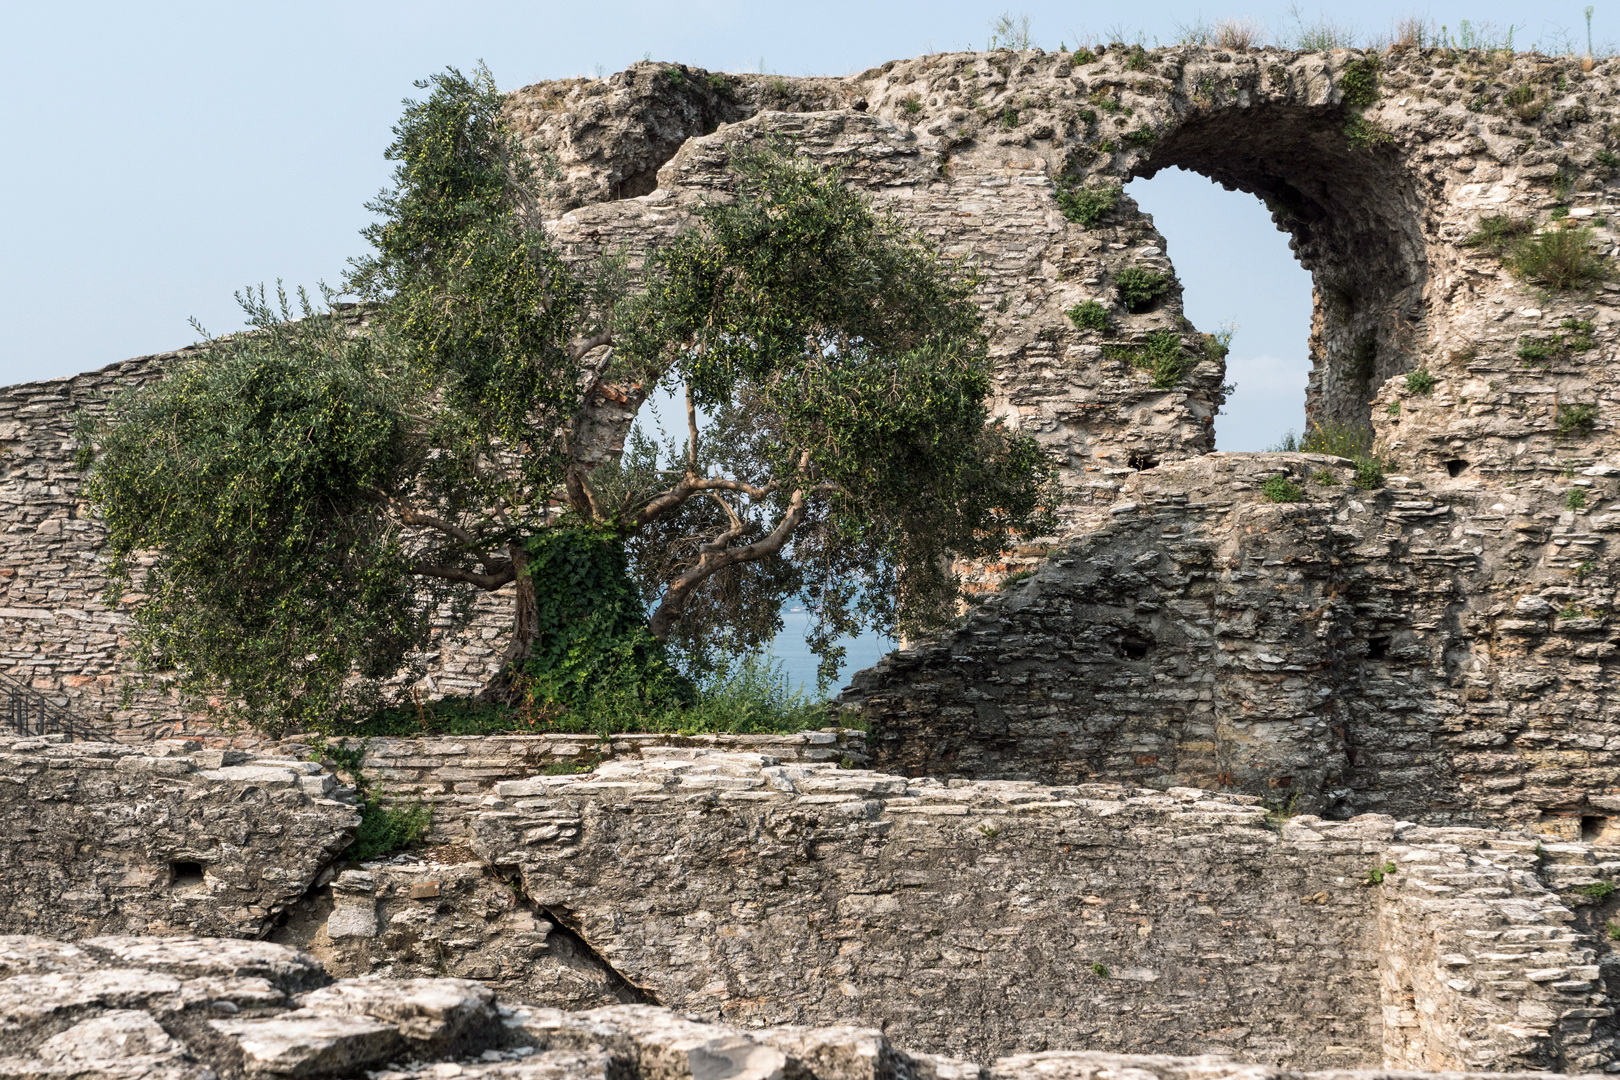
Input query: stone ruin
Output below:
<box><xmin>8</xmin><ymin>41</ymin><xmax>1620</xmax><ymax>1077</ymax></box>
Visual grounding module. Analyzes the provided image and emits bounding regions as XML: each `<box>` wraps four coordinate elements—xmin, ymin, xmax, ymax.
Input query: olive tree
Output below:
<box><xmin>78</xmin><ymin>67</ymin><xmax>1053</xmax><ymax>731</ymax></box>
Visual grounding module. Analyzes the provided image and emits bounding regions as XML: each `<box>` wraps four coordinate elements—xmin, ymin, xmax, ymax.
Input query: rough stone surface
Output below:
<box><xmin>0</xmin><ymin>737</ymin><xmax>358</xmax><ymax>938</ymax></box>
<box><xmin>467</xmin><ymin>750</ymin><xmax>1620</xmax><ymax>1072</ymax></box>
<box><xmin>0</xmin><ymin>936</ymin><xmax>1603</xmax><ymax>1080</ymax></box>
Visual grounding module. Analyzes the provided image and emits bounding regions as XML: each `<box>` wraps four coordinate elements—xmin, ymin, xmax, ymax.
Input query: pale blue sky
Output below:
<box><xmin>3</xmin><ymin>1</ymin><xmax>1604</xmax><ymax>448</ymax></box>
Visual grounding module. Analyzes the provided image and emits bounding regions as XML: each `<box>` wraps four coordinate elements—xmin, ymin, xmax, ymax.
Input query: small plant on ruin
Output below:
<box><xmin>1518</xmin><ymin>338</ymin><xmax>1556</xmax><ymax>367</ymax></box>
<box><xmin>1338</xmin><ymin>56</ymin><xmax>1382</xmax><ymax>108</ymax></box>
<box><xmin>1503</xmin><ymin>83</ymin><xmax>1547</xmax><ymax>122</ymax></box>
<box><xmin>1114</xmin><ymin>266</ymin><xmax>1171</xmax><ymax>312</ymax></box>
<box><xmin>1558</xmin><ymin>402</ymin><xmax>1601</xmax><ymax>436</ymax></box>
<box><xmin>1270</xmin><ymin>430</ymin><xmax>1302</xmax><ymax>452</ymax></box>
<box><xmin>1213</xmin><ymin>18</ymin><xmax>1263</xmax><ymax>50</ymax></box>
<box><xmin>1364</xmin><ymin>862</ymin><xmax>1398</xmax><ymax>885</ymax></box>
<box><xmin>1505</xmin><ymin>227</ymin><xmax>1608</xmax><ymax>291</ymax></box>
<box><xmin>1405</xmin><ymin>370</ymin><xmax>1436</xmax><ymax>394</ymax></box>
<box><xmin>1262</xmin><ymin>792</ymin><xmax>1300</xmax><ymax>831</ymax></box>
<box><xmin>1055</xmin><ymin>181</ymin><xmax>1120</xmax><ymax>226</ymax></box>
<box><xmin>1299</xmin><ymin>421</ymin><xmax>1373</xmax><ymax>460</ymax></box>
<box><xmin>307</xmin><ymin>737</ymin><xmax>432</xmax><ymax>861</ymax></box>
<box><xmin>1105</xmin><ymin>329</ymin><xmax>1196</xmax><ymax>389</ymax></box>
<box><xmin>1261</xmin><ymin>476</ymin><xmax>1305</xmax><ymax>503</ymax></box>
<box><xmin>1090</xmin><ymin>962</ymin><xmax>1111</xmax><ymax>978</ymax></box>
<box><xmin>899</xmin><ymin>95</ymin><xmax>923</xmax><ymax>118</ymax></box>
<box><xmin>1066</xmin><ymin>300</ymin><xmax>1110</xmax><ymax>332</ymax></box>
<box><xmin>1568</xmin><ymin>488</ymin><xmax>1590</xmax><ymax>511</ymax></box>
<box><xmin>1599</xmin><ymin>149</ymin><xmax>1620</xmax><ymax>169</ymax></box>
<box><xmin>1464</xmin><ymin>214</ymin><xmax>1534</xmax><ymax>255</ymax></box>
<box><xmin>1352</xmin><ymin>458</ymin><xmax>1386</xmax><ymax>491</ymax></box>
<box><xmin>1579</xmin><ymin>881</ymin><xmax>1617</xmax><ymax>900</ymax></box>
<box><xmin>1386</xmin><ymin>401</ymin><xmax>1401</xmax><ymax>417</ymax></box>
<box><xmin>1344</xmin><ymin>115</ymin><xmax>1393</xmax><ymax>149</ymax></box>
<box><xmin>1561</xmin><ymin>318</ymin><xmax>1597</xmax><ymax>350</ymax></box>
<box><xmin>986</xmin><ymin>12</ymin><xmax>1034</xmax><ymax>51</ymax></box>
<box><xmin>1313</xmin><ymin>470</ymin><xmax>1339</xmax><ymax>485</ymax></box>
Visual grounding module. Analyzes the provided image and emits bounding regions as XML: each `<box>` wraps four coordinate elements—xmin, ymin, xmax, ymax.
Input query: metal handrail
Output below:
<box><xmin>0</xmin><ymin>672</ymin><xmax>110</xmax><ymax>741</ymax></box>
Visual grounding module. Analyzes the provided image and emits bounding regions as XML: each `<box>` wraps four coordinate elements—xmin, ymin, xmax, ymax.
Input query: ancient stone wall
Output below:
<box><xmin>8</xmin><ymin>45</ymin><xmax>1620</xmax><ymax>831</ymax></box>
<box><xmin>843</xmin><ymin>452</ymin><xmax>1620</xmax><ymax>830</ymax></box>
<box><xmin>467</xmin><ymin>751</ymin><xmax>1620</xmax><ymax>1073</ymax></box>
<box><xmin>5</xmin><ymin>935</ymin><xmax>1598</xmax><ymax>1080</ymax></box>
<box><xmin>8</xmin><ymin>738</ymin><xmax>1620</xmax><ymax>1073</ymax></box>
<box><xmin>0</xmin><ymin>735</ymin><xmax>358</xmax><ymax>938</ymax></box>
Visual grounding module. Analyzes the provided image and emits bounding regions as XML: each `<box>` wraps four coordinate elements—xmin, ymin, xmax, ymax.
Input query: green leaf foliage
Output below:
<box><xmin>618</xmin><ymin>146</ymin><xmax>1057</xmax><ymax>672</ymax></box>
<box><xmin>78</xmin><ymin>288</ymin><xmax>436</xmax><ymax>734</ymax></box>
<box><xmin>514</xmin><ymin>528</ymin><xmax>692</xmax><ymax>710</ymax></box>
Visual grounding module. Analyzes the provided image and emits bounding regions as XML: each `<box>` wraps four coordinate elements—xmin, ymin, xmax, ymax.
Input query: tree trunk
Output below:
<box><xmin>480</xmin><ymin>542</ymin><xmax>538</xmax><ymax>704</ymax></box>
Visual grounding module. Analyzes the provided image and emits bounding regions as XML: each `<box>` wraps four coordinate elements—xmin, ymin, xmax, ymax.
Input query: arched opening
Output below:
<box><xmin>1125</xmin><ymin>168</ymin><xmax>1313</xmax><ymax>451</ymax></box>
<box><xmin>1130</xmin><ymin>104</ymin><xmax>1428</xmax><ymax>450</ymax></box>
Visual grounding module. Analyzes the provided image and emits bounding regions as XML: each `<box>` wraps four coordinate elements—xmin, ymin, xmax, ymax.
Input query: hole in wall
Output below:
<box><xmin>169</xmin><ymin>861</ymin><xmax>206</xmax><ymax>889</ymax></box>
<box><xmin>1585</xmin><ymin>815</ymin><xmax>1615</xmax><ymax>844</ymax></box>
<box><xmin>1124</xmin><ymin>168</ymin><xmax>1311</xmax><ymax>453</ymax></box>
<box><xmin>1117</xmin><ymin>634</ymin><xmax>1154</xmax><ymax>661</ymax></box>
<box><xmin>1445</xmin><ymin>459</ymin><xmax>1470</xmax><ymax>478</ymax></box>
<box><xmin>1366</xmin><ymin>635</ymin><xmax>1392</xmax><ymax>661</ymax></box>
<box><xmin>1127</xmin><ymin>450</ymin><xmax>1159</xmax><ymax>471</ymax></box>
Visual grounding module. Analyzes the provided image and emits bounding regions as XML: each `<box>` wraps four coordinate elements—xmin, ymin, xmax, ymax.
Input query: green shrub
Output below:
<box><xmin>350</xmin><ymin>800</ymin><xmax>432</xmax><ymax>862</ymax></box>
<box><xmin>1558</xmin><ymin>402</ymin><xmax>1600</xmax><ymax>436</ymax></box>
<box><xmin>1365</xmin><ymin>861</ymin><xmax>1398</xmax><ymax>885</ymax></box>
<box><xmin>1579</xmin><ymin>881</ymin><xmax>1617</xmax><ymax>900</ymax></box>
<box><xmin>1105</xmin><ymin>329</ymin><xmax>1195</xmax><ymax>389</ymax></box>
<box><xmin>1599</xmin><ymin>149</ymin><xmax>1620</xmax><ymax>169</ymax></box>
<box><xmin>1313</xmin><ymin>469</ymin><xmax>1339</xmax><ymax>485</ymax></box>
<box><xmin>1353</xmin><ymin>457</ymin><xmax>1386</xmax><ymax>490</ymax></box>
<box><xmin>307</xmin><ymin>738</ymin><xmax>432</xmax><ymax>861</ymax></box>
<box><xmin>899</xmin><ymin>94</ymin><xmax>923</xmax><ymax>117</ymax></box>
<box><xmin>1405</xmin><ymin>369</ymin><xmax>1436</xmax><ymax>394</ymax></box>
<box><xmin>1056</xmin><ymin>182</ymin><xmax>1120</xmax><ymax>226</ymax></box>
<box><xmin>1090</xmin><ymin>962</ymin><xmax>1111</xmax><ymax>978</ymax></box>
<box><xmin>1518</xmin><ymin>337</ymin><xmax>1556</xmax><ymax>366</ymax></box>
<box><xmin>1339</xmin><ymin>56</ymin><xmax>1381</xmax><ymax>108</ymax></box>
<box><xmin>1115</xmin><ymin>266</ymin><xmax>1171</xmax><ymax>312</ymax></box>
<box><xmin>354</xmin><ymin>654</ymin><xmax>830</xmax><ymax>738</ymax></box>
<box><xmin>1261</xmin><ymin>476</ymin><xmax>1304</xmax><ymax>503</ymax></box>
<box><xmin>1505</xmin><ymin>227</ymin><xmax>1607</xmax><ymax>290</ymax></box>
<box><xmin>1066</xmin><ymin>300</ymin><xmax>1110</xmax><ymax>332</ymax></box>
<box><xmin>1344</xmin><ymin>115</ymin><xmax>1393</xmax><ymax>149</ymax></box>
<box><xmin>1519</xmin><ymin>320</ymin><xmax>1597</xmax><ymax>367</ymax></box>
<box><xmin>1299</xmin><ymin>421</ymin><xmax>1374</xmax><ymax>460</ymax></box>
<box><xmin>1503</xmin><ymin>83</ymin><xmax>1546</xmax><ymax>121</ymax></box>
<box><xmin>1608</xmin><ymin>921</ymin><xmax>1620</xmax><ymax>941</ymax></box>
<box><xmin>1568</xmin><ymin>487</ymin><xmax>1589</xmax><ymax>511</ymax></box>
<box><xmin>1465</xmin><ymin>214</ymin><xmax>1534</xmax><ymax>254</ymax></box>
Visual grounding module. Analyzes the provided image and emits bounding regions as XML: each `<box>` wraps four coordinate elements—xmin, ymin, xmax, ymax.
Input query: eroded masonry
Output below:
<box><xmin>7</xmin><ymin>42</ymin><xmax>1620</xmax><ymax>1077</ymax></box>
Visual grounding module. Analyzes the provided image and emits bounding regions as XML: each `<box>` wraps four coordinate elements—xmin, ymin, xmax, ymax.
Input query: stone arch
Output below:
<box><xmin>1128</xmin><ymin>102</ymin><xmax>1429</xmax><ymax>438</ymax></box>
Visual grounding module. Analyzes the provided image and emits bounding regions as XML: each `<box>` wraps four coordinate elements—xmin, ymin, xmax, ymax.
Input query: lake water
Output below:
<box><xmin>765</xmin><ymin>608</ymin><xmax>895</xmax><ymax>696</ymax></box>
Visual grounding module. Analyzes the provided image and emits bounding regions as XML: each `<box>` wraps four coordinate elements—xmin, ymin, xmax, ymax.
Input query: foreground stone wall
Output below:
<box><xmin>467</xmin><ymin>751</ymin><xmax>1620</xmax><ymax>1072</ymax></box>
<box><xmin>7</xmin><ymin>742</ymin><xmax>1620</xmax><ymax>1073</ymax></box>
<box><xmin>0</xmin><ymin>735</ymin><xmax>357</xmax><ymax>939</ymax></box>
<box><xmin>6</xmin><ymin>935</ymin><xmax>1599</xmax><ymax>1080</ymax></box>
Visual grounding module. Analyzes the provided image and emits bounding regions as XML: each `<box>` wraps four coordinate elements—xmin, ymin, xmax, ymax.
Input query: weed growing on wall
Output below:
<box><xmin>1558</xmin><ymin>402</ymin><xmax>1601</xmax><ymax>436</ymax></box>
<box><xmin>1261</xmin><ymin>476</ymin><xmax>1305</xmax><ymax>502</ymax></box>
<box><xmin>307</xmin><ymin>737</ymin><xmax>431</xmax><ymax>861</ymax></box>
<box><xmin>1104</xmin><ymin>330</ymin><xmax>1195</xmax><ymax>389</ymax></box>
<box><xmin>1404</xmin><ymin>370</ymin><xmax>1436</xmax><ymax>394</ymax></box>
<box><xmin>1056</xmin><ymin>181</ymin><xmax>1119</xmax><ymax>226</ymax></box>
<box><xmin>1114</xmin><ymin>267</ymin><xmax>1171</xmax><ymax>312</ymax></box>
<box><xmin>1506</xmin><ymin>227</ymin><xmax>1608</xmax><ymax>290</ymax></box>
<box><xmin>1066</xmin><ymin>300</ymin><xmax>1110</xmax><ymax>332</ymax></box>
